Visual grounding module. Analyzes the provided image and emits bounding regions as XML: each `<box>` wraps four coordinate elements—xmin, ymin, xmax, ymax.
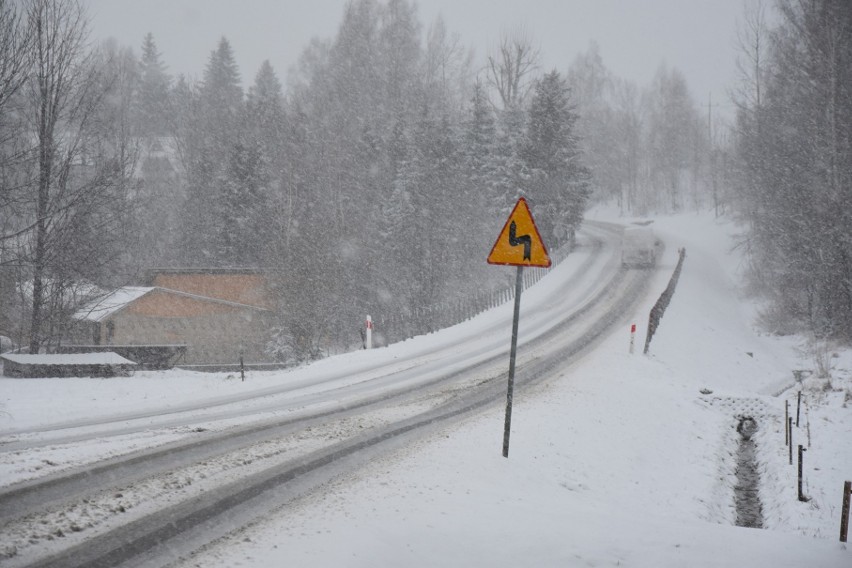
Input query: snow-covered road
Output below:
<box><xmin>163</xmin><ymin>210</ymin><xmax>848</xmax><ymax>568</ymax></box>
<box><xmin>0</xmin><ymin>221</ymin><xmax>657</xmax><ymax>566</ymax></box>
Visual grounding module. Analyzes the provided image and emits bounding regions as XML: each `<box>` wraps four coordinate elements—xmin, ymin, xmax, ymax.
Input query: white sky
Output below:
<box><xmin>85</xmin><ymin>0</ymin><xmax>745</xmax><ymax>119</ymax></box>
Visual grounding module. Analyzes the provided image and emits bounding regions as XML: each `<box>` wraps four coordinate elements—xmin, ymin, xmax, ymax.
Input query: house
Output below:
<box><xmin>69</xmin><ymin>269</ymin><xmax>276</xmax><ymax>366</ymax></box>
<box><xmin>145</xmin><ymin>268</ymin><xmax>275</xmax><ymax>310</ymax></box>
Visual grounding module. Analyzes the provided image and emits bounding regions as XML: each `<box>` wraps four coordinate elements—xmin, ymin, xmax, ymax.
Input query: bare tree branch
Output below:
<box><xmin>486</xmin><ymin>26</ymin><xmax>540</xmax><ymax>108</ymax></box>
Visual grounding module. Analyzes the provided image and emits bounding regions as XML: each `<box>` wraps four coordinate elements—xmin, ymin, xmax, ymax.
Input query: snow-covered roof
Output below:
<box><xmin>74</xmin><ymin>287</ymin><xmax>155</xmax><ymax>322</ymax></box>
<box><xmin>73</xmin><ymin>285</ymin><xmax>272</xmax><ymax>323</ymax></box>
<box><xmin>1</xmin><ymin>352</ymin><xmax>136</xmax><ymax>365</ymax></box>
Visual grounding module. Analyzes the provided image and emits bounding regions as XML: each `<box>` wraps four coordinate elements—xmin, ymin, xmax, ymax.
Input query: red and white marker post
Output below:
<box><xmin>365</xmin><ymin>315</ymin><xmax>373</xmax><ymax>349</ymax></box>
<box><xmin>629</xmin><ymin>323</ymin><xmax>637</xmax><ymax>354</ymax></box>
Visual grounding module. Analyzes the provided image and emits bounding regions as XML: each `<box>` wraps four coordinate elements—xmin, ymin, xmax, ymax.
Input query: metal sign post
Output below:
<box><xmin>487</xmin><ymin>197</ymin><xmax>551</xmax><ymax>458</ymax></box>
<box><xmin>502</xmin><ymin>266</ymin><xmax>525</xmax><ymax>458</ymax></box>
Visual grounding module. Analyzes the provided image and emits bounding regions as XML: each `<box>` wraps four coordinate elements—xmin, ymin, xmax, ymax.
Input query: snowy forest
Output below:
<box><xmin>732</xmin><ymin>0</ymin><xmax>852</xmax><ymax>343</ymax></box>
<box><xmin>0</xmin><ymin>0</ymin><xmax>849</xmax><ymax>362</ymax></box>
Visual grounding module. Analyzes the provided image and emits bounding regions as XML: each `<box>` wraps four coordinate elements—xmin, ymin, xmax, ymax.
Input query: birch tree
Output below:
<box><xmin>21</xmin><ymin>0</ymin><xmax>137</xmax><ymax>352</ymax></box>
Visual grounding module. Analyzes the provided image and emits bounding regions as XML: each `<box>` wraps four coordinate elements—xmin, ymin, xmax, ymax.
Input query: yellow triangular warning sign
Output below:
<box><xmin>487</xmin><ymin>197</ymin><xmax>551</xmax><ymax>268</ymax></box>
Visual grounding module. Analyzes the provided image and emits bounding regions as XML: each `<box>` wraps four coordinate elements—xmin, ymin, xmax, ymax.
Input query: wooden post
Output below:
<box><xmin>785</xmin><ymin>400</ymin><xmax>789</xmax><ymax>446</ymax></box>
<box><xmin>841</xmin><ymin>480</ymin><xmax>851</xmax><ymax>543</ymax></box>
<box><xmin>788</xmin><ymin>418</ymin><xmax>793</xmax><ymax>465</ymax></box>
<box><xmin>796</xmin><ymin>391</ymin><xmax>801</xmax><ymax>427</ymax></box>
<box><xmin>502</xmin><ymin>266</ymin><xmax>524</xmax><ymax>458</ymax></box>
<box><xmin>240</xmin><ymin>352</ymin><xmax>245</xmax><ymax>382</ymax></box>
<box><xmin>797</xmin><ymin>445</ymin><xmax>807</xmax><ymax>501</ymax></box>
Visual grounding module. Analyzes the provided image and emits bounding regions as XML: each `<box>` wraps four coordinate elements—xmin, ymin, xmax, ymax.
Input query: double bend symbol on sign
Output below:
<box><xmin>487</xmin><ymin>197</ymin><xmax>551</xmax><ymax>268</ymax></box>
<box><xmin>508</xmin><ymin>221</ymin><xmax>531</xmax><ymax>260</ymax></box>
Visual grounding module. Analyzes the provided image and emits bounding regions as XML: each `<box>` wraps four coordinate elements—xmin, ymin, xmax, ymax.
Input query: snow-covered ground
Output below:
<box><xmin>1</xmin><ymin>210</ymin><xmax>850</xmax><ymax>567</ymax></box>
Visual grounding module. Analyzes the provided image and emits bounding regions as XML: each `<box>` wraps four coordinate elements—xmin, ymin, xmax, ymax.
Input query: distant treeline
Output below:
<box><xmin>2</xmin><ymin>0</ymin><xmax>745</xmax><ymax>360</ymax></box>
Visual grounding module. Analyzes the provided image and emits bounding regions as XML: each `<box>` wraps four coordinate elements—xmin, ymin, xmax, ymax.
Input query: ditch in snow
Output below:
<box><xmin>734</xmin><ymin>416</ymin><xmax>763</xmax><ymax>529</ymax></box>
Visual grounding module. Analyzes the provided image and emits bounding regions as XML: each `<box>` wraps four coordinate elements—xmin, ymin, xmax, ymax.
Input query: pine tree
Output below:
<box><xmin>178</xmin><ymin>36</ymin><xmax>245</xmax><ymax>266</ymax></box>
<box><xmin>490</xmin><ymin>103</ymin><xmax>531</xmax><ymax>215</ymax></box>
<box><xmin>379</xmin><ymin>0</ymin><xmax>421</xmax><ymax>117</ymax></box>
<box><xmin>136</xmin><ymin>33</ymin><xmax>172</xmax><ymax>136</ymax></box>
<box><xmin>464</xmin><ymin>80</ymin><xmax>497</xmax><ymax>196</ymax></box>
<box><xmin>461</xmin><ymin>80</ymin><xmax>500</xmax><ymax>260</ymax></box>
<box><xmin>525</xmin><ymin>70</ymin><xmax>589</xmax><ymax>248</ymax></box>
<box><xmin>201</xmin><ymin>37</ymin><xmax>243</xmax><ymax>141</ymax></box>
<box><xmin>244</xmin><ymin>60</ymin><xmax>285</xmax><ymax>262</ymax></box>
<box><xmin>246</xmin><ymin>60</ymin><xmax>284</xmax><ymax>136</ymax></box>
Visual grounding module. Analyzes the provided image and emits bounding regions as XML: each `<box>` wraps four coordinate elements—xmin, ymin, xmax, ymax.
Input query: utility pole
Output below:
<box><xmin>709</xmin><ymin>92</ymin><xmax>718</xmax><ymax>218</ymax></box>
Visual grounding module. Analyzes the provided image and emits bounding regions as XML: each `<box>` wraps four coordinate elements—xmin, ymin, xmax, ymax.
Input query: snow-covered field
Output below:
<box><xmin>1</xmin><ymin>210</ymin><xmax>850</xmax><ymax>567</ymax></box>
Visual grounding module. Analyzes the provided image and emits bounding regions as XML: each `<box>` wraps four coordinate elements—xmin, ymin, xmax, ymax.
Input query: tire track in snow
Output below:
<box><xmin>2</xmin><ymin>222</ymin><xmax>651</xmax><ymax>567</ymax></box>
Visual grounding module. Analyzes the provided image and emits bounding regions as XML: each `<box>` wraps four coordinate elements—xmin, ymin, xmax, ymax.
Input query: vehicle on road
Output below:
<box><xmin>621</xmin><ymin>226</ymin><xmax>658</xmax><ymax>268</ymax></box>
